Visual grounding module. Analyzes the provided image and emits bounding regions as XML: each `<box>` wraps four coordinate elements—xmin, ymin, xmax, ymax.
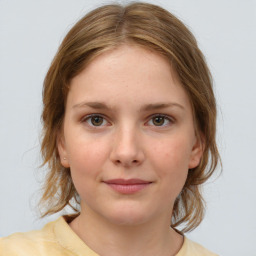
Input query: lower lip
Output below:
<box><xmin>105</xmin><ymin>183</ymin><xmax>151</xmax><ymax>194</ymax></box>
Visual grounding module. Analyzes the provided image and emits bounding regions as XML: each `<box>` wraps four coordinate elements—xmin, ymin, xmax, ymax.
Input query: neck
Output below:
<box><xmin>69</xmin><ymin>207</ymin><xmax>183</xmax><ymax>256</ymax></box>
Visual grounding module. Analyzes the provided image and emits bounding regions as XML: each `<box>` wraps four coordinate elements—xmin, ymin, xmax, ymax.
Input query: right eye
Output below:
<box><xmin>82</xmin><ymin>114</ymin><xmax>109</xmax><ymax>127</ymax></box>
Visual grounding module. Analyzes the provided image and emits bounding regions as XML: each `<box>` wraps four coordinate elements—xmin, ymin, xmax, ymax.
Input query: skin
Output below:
<box><xmin>58</xmin><ymin>44</ymin><xmax>203</xmax><ymax>256</ymax></box>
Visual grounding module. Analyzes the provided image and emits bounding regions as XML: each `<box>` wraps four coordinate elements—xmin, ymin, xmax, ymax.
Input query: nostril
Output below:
<box><xmin>114</xmin><ymin>158</ymin><xmax>139</xmax><ymax>166</ymax></box>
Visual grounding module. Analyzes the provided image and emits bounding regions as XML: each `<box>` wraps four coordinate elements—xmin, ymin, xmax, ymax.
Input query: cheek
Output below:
<box><xmin>151</xmin><ymin>136</ymin><xmax>192</xmax><ymax>170</ymax></box>
<box><xmin>66</xmin><ymin>137</ymin><xmax>109</xmax><ymax>191</ymax></box>
<box><xmin>149</xmin><ymin>138</ymin><xmax>191</xmax><ymax>189</ymax></box>
<box><xmin>67</xmin><ymin>134</ymin><xmax>107</xmax><ymax>167</ymax></box>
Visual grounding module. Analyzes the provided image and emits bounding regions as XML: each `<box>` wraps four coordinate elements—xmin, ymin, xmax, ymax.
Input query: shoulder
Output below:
<box><xmin>0</xmin><ymin>217</ymin><xmax>67</xmax><ymax>256</ymax></box>
<box><xmin>176</xmin><ymin>236</ymin><xmax>219</xmax><ymax>256</ymax></box>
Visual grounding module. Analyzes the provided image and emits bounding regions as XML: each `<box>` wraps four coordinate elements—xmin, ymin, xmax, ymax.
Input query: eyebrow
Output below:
<box><xmin>73</xmin><ymin>102</ymin><xmax>112</xmax><ymax>110</ymax></box>
<box><xmin>72</xmin><ymin>101</ymin><xmax>184</xmax><ymax>111</ymax></box>
<box><xmin>141</xmin><ymin>103</ymin><xmax>184</xmax><ymax>111</ymax></box>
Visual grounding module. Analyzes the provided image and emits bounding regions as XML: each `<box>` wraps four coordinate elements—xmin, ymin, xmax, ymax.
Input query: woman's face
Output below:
<box><xmin>58</xmin><ymin>45</ymin><xmax>203</xmax><ymax>226</ymax></box>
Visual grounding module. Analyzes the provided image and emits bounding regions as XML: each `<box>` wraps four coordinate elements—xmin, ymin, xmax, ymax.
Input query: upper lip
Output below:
<box><xmin>103</xmin><ymin>179</ymin><xmax>152</xmax><ymax>185</ymax></box>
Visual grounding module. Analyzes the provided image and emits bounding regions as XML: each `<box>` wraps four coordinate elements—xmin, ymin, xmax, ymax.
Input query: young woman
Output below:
<box><xmin>0</xmin><ymin>2</ymin><xmax>220</xmax><ymax>255</ymax></box>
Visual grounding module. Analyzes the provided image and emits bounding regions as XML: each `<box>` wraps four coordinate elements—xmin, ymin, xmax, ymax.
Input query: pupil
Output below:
<box><xmin>92</xmin><ymin>116</ymin><xmax>103</xmax><ymax>126</ymax></box>
<box><xmin>153</xmin><ymin>116</ymin><xmax>164</xmax><ymax>126</ymax></box>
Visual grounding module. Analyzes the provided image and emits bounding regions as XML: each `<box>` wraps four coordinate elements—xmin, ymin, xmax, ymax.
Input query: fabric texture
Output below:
<box><xmin>0</xmin><ymin>216</ymin><xmax>218</xmax><ymax>256</ymax></box>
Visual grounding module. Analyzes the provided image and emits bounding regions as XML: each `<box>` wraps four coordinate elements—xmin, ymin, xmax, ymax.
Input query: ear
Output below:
<box><xmin>57</xmin><ymin>133</ymin><xmax>70</xmax><ymax>168</ymax></box>
<box><xmin>188</xmin><ymin>134</ymin><xmax>205</xmax><ymax>169</ymax></box>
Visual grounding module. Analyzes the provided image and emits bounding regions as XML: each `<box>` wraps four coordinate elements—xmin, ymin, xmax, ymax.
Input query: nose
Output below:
<box><xmin>110</xmin><ymin>126</ymin><xmax>145</xmax><ymax>168</ymax></box>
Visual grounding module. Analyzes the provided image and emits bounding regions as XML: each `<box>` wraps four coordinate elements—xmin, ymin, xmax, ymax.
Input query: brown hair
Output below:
<box><xmin>40</xmin><ymin>2</ymin><xmax>220</xmax><ymax>232</ymax></box>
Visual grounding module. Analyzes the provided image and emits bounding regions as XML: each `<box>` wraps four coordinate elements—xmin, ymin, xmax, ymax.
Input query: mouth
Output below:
<box><xmin>103</xmin><ymin>179</ymin><xmax>153</xmax><ymax>194</ymax></box>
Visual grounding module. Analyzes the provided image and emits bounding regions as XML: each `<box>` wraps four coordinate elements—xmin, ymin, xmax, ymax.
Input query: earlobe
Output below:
<box><xmin>57</xmin><ymin>134</ymin><xmax>70</xmax><ymax>168</ymax></box>
<box><xmin>188</xmin><ymin>135</ymin><xmax>204</xmax><ymax>169</ymax></box>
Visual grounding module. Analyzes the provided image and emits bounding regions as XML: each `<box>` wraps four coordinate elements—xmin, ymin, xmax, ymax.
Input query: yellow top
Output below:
<box><xmin>0</xmin><ymin>216</ymin><xmax>218</xmax><ymax>256</ymax></box>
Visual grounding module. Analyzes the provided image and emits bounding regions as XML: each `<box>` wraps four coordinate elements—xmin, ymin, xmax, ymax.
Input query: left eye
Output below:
<box><xmin>147</xmin><ymin>115</ymin><xmax>172</xmax><ymax>127</ymax></box>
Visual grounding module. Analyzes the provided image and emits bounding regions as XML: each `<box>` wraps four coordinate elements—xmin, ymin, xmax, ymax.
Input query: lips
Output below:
<box><xmin>104</xmin><ymin>179</ymin><xmax>151</xmax><ymax>185</ymax></box>
<box><xmin>103</xmin><ymin>179</ymin><xmax>152</xmax><ymax>194</ymax></box>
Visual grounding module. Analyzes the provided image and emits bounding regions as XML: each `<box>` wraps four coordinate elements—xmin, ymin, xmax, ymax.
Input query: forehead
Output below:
<box><xmin>67</xmin><ymin>44</ymin><xmax>190</xmax><ymax>111</ymax></box>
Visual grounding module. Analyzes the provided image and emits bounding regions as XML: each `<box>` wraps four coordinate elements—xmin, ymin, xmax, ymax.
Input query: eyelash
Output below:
<box><xmin>81</xmin><ymin>114</ymin><xmax>174</xmax><ymax>128</ymax></box>
<box><xmin>81</xmin><ymin>114</ymin><xmax>109</xmax><ymax>128</ymax></box>
<box><xmin>147</xmin><ymin>114</ymin><xmax>174</xmax><ymax>127</ymax></box>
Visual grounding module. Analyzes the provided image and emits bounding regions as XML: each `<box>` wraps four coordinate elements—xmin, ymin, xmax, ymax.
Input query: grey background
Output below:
<box><xmin>0</xmin><ymin>0</ymin><xmax>256</xmax><ymax>255</ymax></box>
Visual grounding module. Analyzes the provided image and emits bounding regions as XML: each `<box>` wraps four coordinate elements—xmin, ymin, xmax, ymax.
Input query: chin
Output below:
<box><xmin>108</xmin><ymin>214</ymin><xmax>148</xmax><ymax>226</ymax></box>
<box><xmin>102</xmin><ymin>205</ymin><xmax>153</xmax><ymax>227</ymax></box>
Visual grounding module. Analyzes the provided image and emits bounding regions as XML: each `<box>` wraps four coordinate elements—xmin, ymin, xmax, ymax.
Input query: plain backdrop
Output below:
<box><xmin>0</xmin><ymin>0</ymin><xmax>256</xmax><ymax>255</ymax></box>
